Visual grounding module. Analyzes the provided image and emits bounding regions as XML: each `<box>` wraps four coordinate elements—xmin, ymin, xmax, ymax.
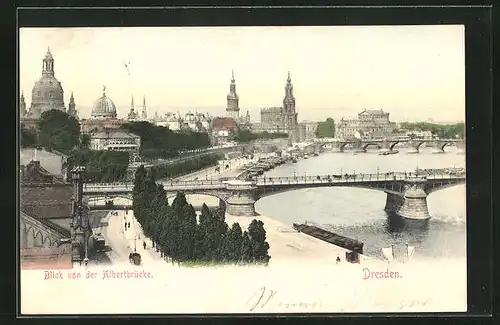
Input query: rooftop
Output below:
<box><xmin>91</xmin><ymin>130</ymin><xmax>140</xmax><ymax>139</ymax></box>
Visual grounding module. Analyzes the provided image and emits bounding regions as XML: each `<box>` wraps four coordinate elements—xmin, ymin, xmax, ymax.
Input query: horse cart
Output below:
<box><xmin>92</xmin><ymin>234</ymin><xmax>106</xmax><ymax>253</ymax></box>
<box><xmin>129</xmin><ymin>252</ymin><xmax>142</xmax><ymax>265</ymax></box>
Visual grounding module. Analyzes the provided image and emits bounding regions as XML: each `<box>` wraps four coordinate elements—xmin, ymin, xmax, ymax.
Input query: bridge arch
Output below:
<box><xmin>256</xmin><ymin>181</ymin><xmax>406</xmax><ymax>200</ymax></box>
<box><xmin>389</xmin><ymin>141</ymin><xmax>403</xmax><ymax>151</ymax></box>
<box><xmin>439</xmin><ymin>141</ymin><xmax>456</xmax><ymax>151</ymax></box>
<box><xmin>362</xmin><ymin>143</ymin><xmax>381</xmax><ymax>150</ymax></box>
<box><xmin>413</xmin><ymin>140</ymin><xmax>427</xmax><ymax>151</ymax></box>
<box><xmin>339</xmin><ymin>142</ymin><xmax>354</xmax><ymax>151</ymax></box>
<box><xmin>165</xmin><ymin>191</ymin><xmax>227</xmax><ymax>206</ymax></box>
<box><xmin>86</xmin><ymin>194</ymin><xmax>133</xmax><ymax>203</ymax></box>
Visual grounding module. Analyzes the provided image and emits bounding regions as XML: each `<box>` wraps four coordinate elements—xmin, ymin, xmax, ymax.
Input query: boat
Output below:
<box><xmin>292</xmin><ymin>158</ymin><xmax>297</xmax><ymax>163</ymax></box>
<box><xmin>293</xmin><ymin>223</ymin><xmax>364</xmax><ymax>254</ymax></box>
<box><xmin>303</xmin><ymin>154</ymin><xmax>309</xmax><ymax>159</ymax></box>
<box><xmin>379</xmin><ymin>149</ymin><xmax>399</xmax><ymax>156</ymax></box>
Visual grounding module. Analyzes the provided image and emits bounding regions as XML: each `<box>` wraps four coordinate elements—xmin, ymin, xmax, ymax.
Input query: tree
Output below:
<box><xmin>36</xmin><ymin>109</ymin><xmax>81</xmax><ymax>153</ymax></box>
<box><xmin>206</xmin><ymin>208</ymin><xmax>228</xmax><ymax>262</ymax></box>
<box><xmin>66</xmin><ymin>150</ymin><xmax>129</xmax><ymax>183</ymax></box>
<box><xmin>132</xmin><ymin>165</ymin><xmax>148</xmax><ymax>223</ymax></box>
<box><xmin>248</xmin><ymin>219</ymin><xmax>271</xmax><ymax>264</ymax></box>
<box><xmin>120</xmin><ymin>121</ymin><xmax>211</xmax><ymax>159</ymax></box>
<box><xmin>178</xmin><ymin>203</ymin><xmax>198</xmax><ymax>261</ymax></box>
<box><xmin>315</xmin><ymin>118</ymin><xmax>335</xmax><ymax>138</ymax></box>
<box><xmin>193</xmin><ymin>204</ymin><xmax>211</xmax><ymax>260</ymax></box>
<box><xmin>220</xmin><ymin>222</ymin><xmax>244</xmax><ymax>262</ymax></box>
<box><xmin>240</xmin><ymin>231</ymin><xmax>253</xmax><ymax>263</ymax></box>
<box><xmin>79</xmin><ymin>133</ymin><xmax>91</xmax><ymax>149</ymax></box>
<box><xmin>20</xmin><ymin>125</ymin><xmax>37</xmax><ymax>148</ymax></box>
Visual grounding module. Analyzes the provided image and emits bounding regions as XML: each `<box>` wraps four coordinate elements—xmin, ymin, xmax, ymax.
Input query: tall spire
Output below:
<box><xmin>131</xmin><ymin>95</ymin><xmax>134</xmax><ymax>110</ymax></box>
<box><xmin>231</xmin><ymin>69</ymin><xmax>235</xmax><ymax>82</ymax></box>
<box><xmin>141</xmin><ymin>95</ymin><xmax>147</xmax><ymax>120</ymax></box>
<box><xmin>102</xmin><ymin>85</ymin><xmax>106</xmax><ymax>97</ymax></box>
<box><xmin>68</xmin><ymin>91</ymin><xmax>78</xmax><ymax>118</ymax></box>
<box><xmin>287</xmin><ymin>71</ymin><xmax>291</xmax><ymax>83</ymax></box>
<box><xmin>20</xmin><ymin>90</ymin><xmax>27</xmax><ymax>116</ymax></box>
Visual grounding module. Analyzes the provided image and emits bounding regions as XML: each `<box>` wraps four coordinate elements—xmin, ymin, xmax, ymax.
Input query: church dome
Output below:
<box><xmin>91</xmin><ymin>88</ymin><xmax>117</xmax><ymax>119</ymax></box>
<box><xmin>28</xmin><ymin>48</ymin><xmax>66</xmax><ymax>118</ymax></box>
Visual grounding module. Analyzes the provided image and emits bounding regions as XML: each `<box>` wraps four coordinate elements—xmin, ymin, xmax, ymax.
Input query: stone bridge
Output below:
<box><xmin>83</xmin><ymin>170</ymin><xmax>466</xmax><ymax>223</ymax></box>
<box><xmin>314</xmin><ymin>138</ymin><xmax>465</xmax><ymax>153</ymax></box>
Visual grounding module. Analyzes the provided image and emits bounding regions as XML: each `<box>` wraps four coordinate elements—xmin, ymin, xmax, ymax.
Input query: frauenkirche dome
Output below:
<box><xmin>91</xmin><ymin>86</ymin><xmax>117</xmax><ymax>119</ymax></box>
<box><xmin>27</xmin><ymin>48</ymin><xmax>67</xmax><ymax>118</ymax></box>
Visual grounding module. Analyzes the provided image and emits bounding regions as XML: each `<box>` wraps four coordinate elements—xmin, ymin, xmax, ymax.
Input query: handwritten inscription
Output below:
<box><xmin>363</xmin><ymin>268</ymin><xmax>402</xmax><ymax>280</ymax></box>
<box><xmin>246</xmin><ymin>287</ymin><xmax>321</xmax><ymax>311</ymax></box>
<box><xmin>44</xmin><ymin>270</ymin><xmax>153</xmax><ymax>280</ymax></box>
<box><xmin>246</xmin><ymin>287</ymin><xmax>277</xmax><ymax>311</ymax></box>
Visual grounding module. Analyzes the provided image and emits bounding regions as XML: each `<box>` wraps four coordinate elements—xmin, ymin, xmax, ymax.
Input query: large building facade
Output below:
<box><xmin>89</xmin><ymin>130</ymin><xmax>141</xmax><ymax>151</ymax></box>
<box><xmin>336</xmin><ymin>109</ymin><xmax>397</xmax><ymax>140</ymax></box>
<box><xmin>256</xmin><ymin>72</ymin><xmax>298</xmax><ymax>139</ymax></box>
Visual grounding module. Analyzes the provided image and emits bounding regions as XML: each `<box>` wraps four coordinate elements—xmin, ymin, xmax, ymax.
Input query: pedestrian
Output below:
<box><xmin>336</xmin><ymin>254</ymin><xmax>341</xmax><ymax>264</ymax></box>
<box><xmin>124</xmin><ymin>223</ymin><xmax>127</xmax><ymax>231</ymax></box>
<box><xmin>128</xmin><ymin>221</ymin><xmax>131</xmax><ymax>228</ymax></box>
<box><xmin>143</xmin><ymin>241</ymin><xmax>146</xmax><ymax>250</ymax></box>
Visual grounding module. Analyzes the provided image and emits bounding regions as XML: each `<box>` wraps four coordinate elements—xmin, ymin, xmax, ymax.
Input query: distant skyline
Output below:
<box><xmin>19</xmin><ymin>26</ymin><xmax>465</xmax><ymax>123</ymax></box>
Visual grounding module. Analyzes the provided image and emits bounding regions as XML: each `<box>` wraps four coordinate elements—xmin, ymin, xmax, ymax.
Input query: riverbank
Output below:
<box><xmin>21</xmin><ymin>207</ymin><xmax>467</xmax><ymax>314</ymax></box>
<box><xmin>225</xmin><ymin>213</ymin><xmax>373</xmax><ymax>265</ymax></box>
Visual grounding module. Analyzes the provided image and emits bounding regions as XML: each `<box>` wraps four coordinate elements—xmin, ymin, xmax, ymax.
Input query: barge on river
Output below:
<box><xmin>292</xmin><ymin>223</ymin><xmax>364</xmax><ymax>254</ymax></box>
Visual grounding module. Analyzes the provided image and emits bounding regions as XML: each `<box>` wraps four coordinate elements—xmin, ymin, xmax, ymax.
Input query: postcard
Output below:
<box><xmin>19</xmin><ymin>25</ymin><xmax>466</xmax><ymax>314</ymax></box>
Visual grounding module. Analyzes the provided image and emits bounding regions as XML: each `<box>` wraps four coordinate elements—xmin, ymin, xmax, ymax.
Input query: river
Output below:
<box><xmin>255</xmin><ymin>146</ymin><xmax>466</xmax><ymax>260</ymax></box>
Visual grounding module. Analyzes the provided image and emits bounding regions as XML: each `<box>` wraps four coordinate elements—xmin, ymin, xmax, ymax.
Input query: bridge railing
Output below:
<box><xmin>82</xmin><ymin>171</ymin><xmax>466</xmax><ymax>191</ymax></box>
<box><xmin>254</xmin><ymin>172</ymin><xmax>464</xmax><ymax>185</ymax></box>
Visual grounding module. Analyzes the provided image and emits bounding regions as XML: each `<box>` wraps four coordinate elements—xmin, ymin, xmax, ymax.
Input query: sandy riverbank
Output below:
<box><xmin>21</xmin><ymin>208</ymin><xmax>467</xmax><ymax>313</ymax></box>
<box><xmin>22</xmin><ymin>202</ymin><xmax>466</xmax><ymax>314</ymax></box>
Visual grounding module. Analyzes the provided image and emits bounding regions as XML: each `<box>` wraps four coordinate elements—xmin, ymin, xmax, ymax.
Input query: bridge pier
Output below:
<box><xmin>384</xmin><ymin>179</ymin><xmax>430</xmax><ymax>225</ymax></box>
<box><xmin>223</xmin><ymin>181</ymin><xmax>257</xmax><ymax>216</ymax></box>
<box><xmin>218</xmin><ymin>198</ymin><xmax>226</xmax><ymax>212</ymax></box>
<box><xmin>384</xmin><ymin>192</ymin><xmax>405</xmax><ymax>215</ymax></box>
<box><xmin>407</xmin><ymin>140</ymin><xmax>422</xmax><ymax>154</ymax></box>
<box><xmin>429</xmin><ymin>141</ymin><xmax>446</xmax><ymax>154</ymax></box>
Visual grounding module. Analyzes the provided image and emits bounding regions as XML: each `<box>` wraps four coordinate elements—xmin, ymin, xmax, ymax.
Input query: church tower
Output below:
<box><xmin>141</xmin><ymin>95</ymin><xmax>147</xmax><ymax>120</ymax></box>
<box><xmin>226</xmin><ymin>69</ymin><xmax>240</xmax><ymax>120</ymax></box>
<box><xmin>67</xmin><ymin>92</ymin><xmax>78</xmax><ymax>119</ymax></box>
<box><xmin>127</xmin><ymin>95</ymin><xmax>139</xmax><ymax>121</ymax></box>
<box><xmin>29</xmin><ymin>48</ymin><xmax>66</xmax><ymax>118</ymax></box>
<box><xmin>20</xmin><ymin>91</ymin><xmax>27</xmax><ymax>117</ymax></box>
<box><xmin>42</xmin><ymin>48</ymin><xmax>55</xmax><ymax>77</ymax></box>
<box><xmin>282</xmin><ymin>71</ymin><xmax>298</xmax><ymax>140</ymax></box>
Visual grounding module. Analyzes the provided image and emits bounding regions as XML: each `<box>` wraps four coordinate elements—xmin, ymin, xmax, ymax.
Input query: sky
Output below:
<box><xmin>19</xmin><ymin>26</ymin><xmax>465</xmax><ymax>123</ymax></box>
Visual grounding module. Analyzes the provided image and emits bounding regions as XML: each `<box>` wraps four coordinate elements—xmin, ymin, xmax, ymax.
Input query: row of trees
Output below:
<box><xmin>133</xmin><ymin>166</ymin><xmax>271</xmax><ymax>265</ymax></box>
<box><xmin>233</xmin><ymin>130</ymin><xmax>288</xmax><ymax>143</ymax></box>
<box><xmin>120</xmin><ymin>121</ymin><xmax>211</xmax><ymax>159</ymax></box>
<box><xmin>20</xmin><ymin>110</ymin><xmax>219</xmax><ymax>183</ymax></box>
<box><xmin>399</xmin><ymin>122</ymin><xmax>465</xmax><ymax>139</ymax></box>
<box><xmin>65</xmin><ymin>150</ymin><xmax>129</xmax><ymax>183</ymax></box>
<box><xmin>149</xmin><ymin>154</ymin><xmax>221</xmax><ymax>180</ymax></box>
<box><xmin>315</xmin><ymin>118</ymin><xmax>336</xmax><ymax>138</ymax></box>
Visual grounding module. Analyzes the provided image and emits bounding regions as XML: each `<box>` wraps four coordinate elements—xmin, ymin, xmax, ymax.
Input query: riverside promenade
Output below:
<box><xmin>99</xmin><ymin>153</ymin><xmax>371</xmax><ymax>266</ymax></box>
